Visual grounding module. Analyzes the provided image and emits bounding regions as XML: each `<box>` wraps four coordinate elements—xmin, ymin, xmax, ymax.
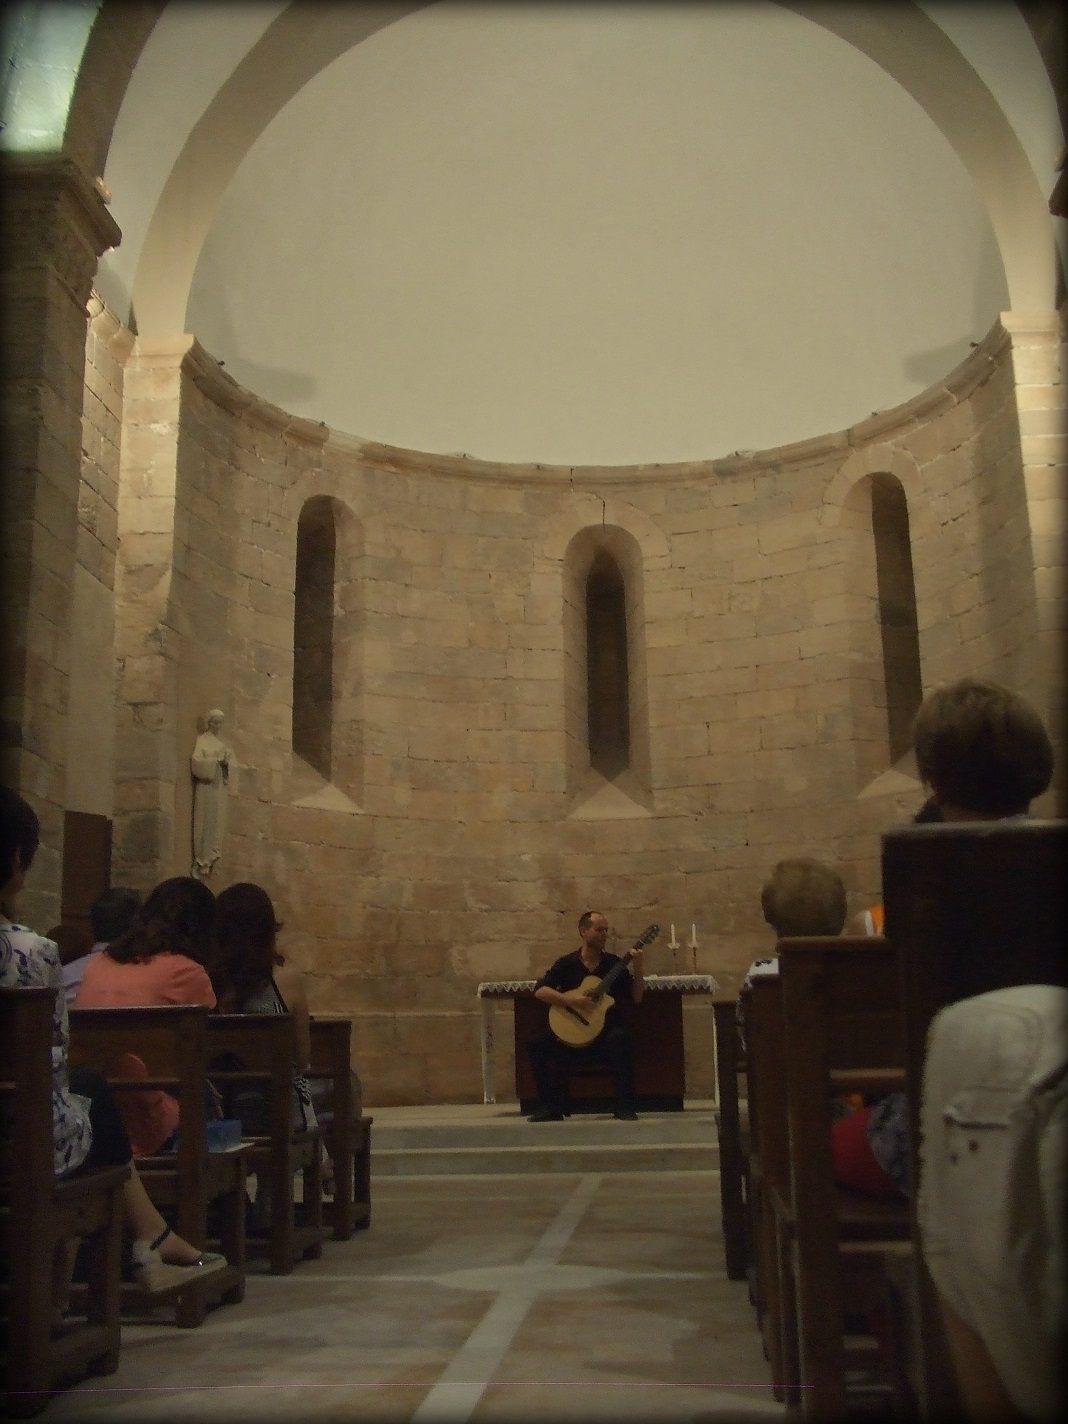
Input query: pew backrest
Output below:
<box><xmin>712</xmin><ymin>996</ymin><xmax>748</xmax><ymax>1280</ymax></box>
<box><xmin>0</xmin><ymin>987</ymin><xmax>57</xmax><ymax>1220</ymax></box>
<box><xmin>883</xmin><ymin>821</ymin><xmax>1068</xmax><ymax>1186</ymax></box>
<box><xmin>776</xmin><ymin>935</ymin><xmax>910</xmax><ymax>1420</ymax></box>
<box><xmin>206</xmin><ymin>1014</ymin><xmax>300</xmax><ymax>1142</ymax></box>
<box><xmin>741</xmin><ymin>976</ymin><xmax>790</xmax><ymax>1199</ymax></box>
<box><xmin>884</xmin><ymin>820</ymin><xmax>1067</xmax><ymax>1084</ymax></box>
<box><xmin>309</xmin><ymin>1017</ymin><xmax>354</xmax><ymax>1125</ymax></box>
<box><xmin>777</xmin><ymin>935</ymin><xmax>905</xmax><ymax>1208</ymax></box>
<box><xmin>2</xmin><ymin>987</ymin><xmax>131</xmax><ymax>1406</ymax></box>
<box><xmin>68</xmin><ymin>1004</ymin><xmax>210</xmax><ymax>1172</ymax></box>
<box><xmin>882</xmin><ymin>819</ymin><xmax>1067</xmax><ymax>1420</ymax></box>
<box><xmin>778</xmin><ymin>935</ymin><xmax>903</xmax><ymax>1092</ymax></box>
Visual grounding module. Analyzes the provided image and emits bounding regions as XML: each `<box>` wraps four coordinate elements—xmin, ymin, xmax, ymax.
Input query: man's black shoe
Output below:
<box><xmin>528</xmin><ymin>1107</ymin><xmax>565</xmax><ymax>1122</ymax></box>
<box><xmin>613</xmin><ymin>1107</ymin><xmax>638</xmax><ymax>1120</ymax></box>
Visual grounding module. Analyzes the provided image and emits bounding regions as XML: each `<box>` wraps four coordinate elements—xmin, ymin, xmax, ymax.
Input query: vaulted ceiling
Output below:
<box><xmin>93</xmin><ymin>1</ymin><xmax>1064</xmax><ymax>467</ymax></box>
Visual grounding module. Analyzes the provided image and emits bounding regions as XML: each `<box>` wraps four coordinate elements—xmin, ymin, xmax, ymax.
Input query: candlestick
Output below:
<box><xmin>668</xmin><ymin>922</ymin><xmax>680</xmax><ymax>973</ymax></box>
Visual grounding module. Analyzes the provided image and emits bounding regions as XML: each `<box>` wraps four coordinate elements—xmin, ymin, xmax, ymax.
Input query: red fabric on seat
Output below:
<box><xmin>832</xmin><ymin>1105</ymin><xmax>900</xmax><ymax>1198</ymax></box>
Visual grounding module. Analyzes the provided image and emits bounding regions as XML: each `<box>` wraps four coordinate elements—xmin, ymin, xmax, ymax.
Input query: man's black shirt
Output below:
<box><xmin>535</xmin><ymin>949</ymin><xmax>633</xmax><ymax>1026</ymax></box>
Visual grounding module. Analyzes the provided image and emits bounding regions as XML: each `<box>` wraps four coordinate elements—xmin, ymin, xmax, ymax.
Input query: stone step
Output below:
<box><xmin>375</xmin><ymin>1114</ymin><xmax>717</xmax><ymax>1152</ymax></box>
<box><xmin>368</xmin><ymin>1104</ymin><xmax>721</xmax><ymax>1176</ymax></box>
<box><xmin>372</xmin><ymin>1140</ymin><xmax>719</xmax><ymax>1176</ymax></box>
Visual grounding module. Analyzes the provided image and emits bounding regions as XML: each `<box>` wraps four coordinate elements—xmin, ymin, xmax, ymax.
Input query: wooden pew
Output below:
<box><xmin>711</xmin><ymin>996</ymin><xmax>749</xmax><ymax>1282</ymax></box>
<box><xmin>67</xmin><ymin>1005</ymin><xmax>247</xmax><ymax>1327</ymax></box>
<box><xmin>206</xmin><ymin>1015</ymin><xmax>325</xmax><ymax>1274</ymax></box>
<box><xmin>309</xmin><ymin>1017</ymin><xmax>372</xmax><ymax>1239</ymax></box>
<box><xmin>776</xmin><ymin>936</ymin><xmax>913</xmax><ymax>1421</ymax></box>
<box><xmin>883</xmin><ymin>819</ymin><xmax>1068</xmax><ymax>1420</ymax></box>
<box><xmin>738</xmin><ymin>977</ymin><xmax>792</xmax><ymax>1400</ymax></box>
<box><xmin>2</xmin><ymin>987</ymin><xmax>128</xmax><ymax>1417</ymax></box>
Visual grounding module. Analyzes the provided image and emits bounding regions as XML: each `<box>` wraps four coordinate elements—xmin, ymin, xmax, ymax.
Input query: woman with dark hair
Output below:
<box><xmin>0</xmin><ymin>786</ymin><xmax>224</xmax><ymax>1295</ymax></box>
<box><xmin>75</xmin><ymin>877</ymin><xmax>217</xmax><ymax>1155</ymax></box>
<box><xmin>211</xmin><ymin>883</ymin><xmax>317</xmax><ymax>1144</ymax></box>
<box><xmin>93</xmin><ymin>876</ymin><xmax>217</xmax><ymax>978</ymax></box>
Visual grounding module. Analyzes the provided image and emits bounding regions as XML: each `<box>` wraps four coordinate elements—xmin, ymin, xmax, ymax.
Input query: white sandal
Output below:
<box><xmin>133</xmin><ymin>1227</ymin><xmax>226</xmax><ymax>1295</ymax></box>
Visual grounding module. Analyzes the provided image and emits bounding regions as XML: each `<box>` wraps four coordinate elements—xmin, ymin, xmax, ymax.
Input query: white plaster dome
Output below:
<box><xmin>96</xmin><ymin>1</ymin><xmax>1062</xmax><ymax>468</ymax></box>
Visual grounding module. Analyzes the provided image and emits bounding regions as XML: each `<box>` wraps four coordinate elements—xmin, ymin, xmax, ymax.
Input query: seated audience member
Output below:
<box><xmin>740</xmin><ymin>857</ymin><xmax>874</xmax><ymax>1140</ymax></box>
<box><xmin>913</xmin><ymin>676</ymin><xmax>1054</xmax><ymax>822</ymax></box>
<box><xmin>75</xmin><ymin>876</ymin><xmax>217</xmax><ymax>1155</ymax></box>
<box><xmin>209</xmin><ymin>882</ymin><xmax>334</xmax><ymax>1196</ymax></box>
<box><xmin>739</xmin><ymin>860</ymin><xmax>858</xmax><ymax>1099</ymax></box>
<box><xmin>0</xmin><ymin>786</ymin><xmax>224</xmax><ymax>1296</ymax></box>
<box><xmin>62</xmin><ymin>886</ymin><xmax>142</xmax><ymax>1007</ymax></box>
<box><xmin>837</xmin><ymin>676</ymin><xmax>1057</xmax><ymax>1201</ymax></box>
<box><xmin>919</xmin><ymin>985</ymin><xmax>1066</xmax><ymax>1422</ymax></box>
<box><xmin>210</xmin><ymin>882</ymin><xmax>317</xmax><ymax>1132</ymax></box>
<box><xmin>48</xmin><ymin>920</ymin><xmax>93</xmax><ymax>970</ymax></box>
<box><xmin>742</xmin><ymin>857</ymin><xmax>848</xmax><ymax>989</ymax></box>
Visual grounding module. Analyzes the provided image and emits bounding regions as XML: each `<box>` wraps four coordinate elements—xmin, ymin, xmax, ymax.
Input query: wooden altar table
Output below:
<box><xmin>476</xmin><ymin>973</ymin><xmax>719</xmax><ymax>1110</ymax></box>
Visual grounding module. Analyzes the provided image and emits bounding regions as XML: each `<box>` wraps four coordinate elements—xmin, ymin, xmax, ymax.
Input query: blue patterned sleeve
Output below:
<box><xmin>0</xmin><ymin>924</ymin><xmax>92</xmax><ymax>1175</ymax></box>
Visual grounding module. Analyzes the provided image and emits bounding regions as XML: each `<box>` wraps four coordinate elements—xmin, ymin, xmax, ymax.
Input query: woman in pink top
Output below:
<box><xmin>75</xmin><ymin>877</ymin><xmax>217</xmax><ymax>1155</ymax></box>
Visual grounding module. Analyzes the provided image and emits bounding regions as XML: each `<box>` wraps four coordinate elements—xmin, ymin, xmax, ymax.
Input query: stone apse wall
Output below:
<box><xmin>91</xmin><ymin>308</ymin><xmax>1062</xmax><ymax>1105</ymax></box>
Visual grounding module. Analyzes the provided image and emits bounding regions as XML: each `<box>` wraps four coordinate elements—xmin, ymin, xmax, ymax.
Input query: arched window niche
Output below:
<box><xmin>563</xmin><ymin>525</ymin><xmax>652</xmax><ymax>818</ymax></box>
<box><xmin>291</xmin><ymin>495</ymin><xmax>363</xmax><ymax>812</ymax></box>
<box><xmin>844</xmin><ymin>472</ymin><xmax>923</xmax><ymax>792</ymax></box>
<box><xmin>872</xmin><ymin>474</ymin><xmax>923</xmax><ymax>764</ymax></box>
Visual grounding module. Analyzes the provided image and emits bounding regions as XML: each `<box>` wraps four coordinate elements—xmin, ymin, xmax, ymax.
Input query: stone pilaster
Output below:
<box><xmin>999</xmin><ymin>311</ymin><xmax>1067</xmax><ymax>809</ymax></box>
<box><xmin>111</xmin><ymin>335</ymin><xmax>194</xmax><ymax>890</ymax></box>
<box><xmin>0</xmin><ymin>154</ymin><xmax>121</xmax><ymax>926</ymax></box>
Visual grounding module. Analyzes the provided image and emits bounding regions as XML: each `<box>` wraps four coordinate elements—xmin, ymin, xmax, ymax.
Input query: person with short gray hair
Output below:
<box><xmin>61</xmin><ymin>886</ymin><xmax>142</xmax><ymax>1008</ymax></box>
<box><xmin>759</xmin><ymin>857</ymin><xmax>848</xmax><ymax>940</ymax></box>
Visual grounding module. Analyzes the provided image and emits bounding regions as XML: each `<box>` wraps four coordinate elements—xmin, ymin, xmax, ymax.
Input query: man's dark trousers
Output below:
<box><xmin>528</xmin><ymin>1023</ymin><xmax>635</xmax><ymax>1113</ymax></box>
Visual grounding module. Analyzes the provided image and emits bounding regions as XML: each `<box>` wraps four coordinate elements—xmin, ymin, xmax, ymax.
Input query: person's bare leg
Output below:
<box><xmin>321</xmin><ymin>1141</ymin><xmax>336</xmax><ymax>1195</ymax></box>
<box><xmin>123</xmin><ymin>1163</ymin><xmax>207</xmax><ymax>1264</ymax></box>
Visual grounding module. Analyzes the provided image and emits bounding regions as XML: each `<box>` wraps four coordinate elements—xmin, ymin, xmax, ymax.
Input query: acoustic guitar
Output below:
<box><xmin>547</xmin><ymin>923</ymin><xmax>661</xmax><ymax>1048</ymax></box>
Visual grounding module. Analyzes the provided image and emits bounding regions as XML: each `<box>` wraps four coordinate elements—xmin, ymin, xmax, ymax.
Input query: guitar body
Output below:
<box><xmin>548</xmin><ymin>978</ymin><xmax>614</xmax><ymax>1048</ymax></box>
<box><xmin>544</xmin><ymin>924</ymin><xmax>660</xmax><ymax>1049</ymax></box>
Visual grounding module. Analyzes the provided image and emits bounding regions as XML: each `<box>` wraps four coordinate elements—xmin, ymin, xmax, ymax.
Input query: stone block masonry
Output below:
<box><xmin>56</xmin><ymin>318</ymin><xmax>1057</xmax><ymax>1104</ymax></box>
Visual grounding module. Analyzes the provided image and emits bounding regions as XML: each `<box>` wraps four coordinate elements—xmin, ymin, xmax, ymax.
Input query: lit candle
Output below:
<box><xmin>668</xmin><ymin>923</ymin><xmax>679</xmax><ymax>949</ymax></box>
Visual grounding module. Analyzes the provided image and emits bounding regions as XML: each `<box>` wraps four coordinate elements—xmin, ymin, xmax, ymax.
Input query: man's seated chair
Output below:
<box><xmin>67</xmin><ymin>1005</ymin><xmax>247</xmax><ymax>1327</ymax></box>
<box><xmin>2</xmin><ymin>988</ymin><xmax>128</xmax><ymax>1416</ymax></box>
<box><xmin>514</xmin><ymin>992</ymin><xmax>685</xmax><ymax>1114</ymax></box>
<box><xmin>207</xmin><ymin>1014</ymin><xmax>325</xmax><ymax>1274</ymax></box>
<box><xmin>309</xmin><ymin>1017</ymin><xmax>371</xmax><ymax>1238</ymax></box>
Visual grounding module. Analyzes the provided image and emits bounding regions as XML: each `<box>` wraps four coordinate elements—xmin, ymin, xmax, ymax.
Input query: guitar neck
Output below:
<box><xmin>589</xmin><ymin>949</ymin><xmax>634</xmax><ymax>1000</ymax></box>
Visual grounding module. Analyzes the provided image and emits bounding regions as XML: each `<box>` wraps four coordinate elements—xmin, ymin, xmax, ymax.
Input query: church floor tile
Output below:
<box><xmin>45</xmin><ymin>1172</ymin><xmax>781</xmax><ymax>1423</ymax></box>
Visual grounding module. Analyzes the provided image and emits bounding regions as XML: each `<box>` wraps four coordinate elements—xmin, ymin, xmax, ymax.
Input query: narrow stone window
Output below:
<box><xmin>586</xmin><ymin>550</ymin><xmax>630</xmax><ymax>778</ymax></box>
<box><xmin>871</xmin><ymin>474</ymin><xmax>922</xmax><ymax>762</ymax></box>
<box><xmin>292</xmin><ymin>497</ymin><xmax>336</xmax><ymax>779</ymax></box>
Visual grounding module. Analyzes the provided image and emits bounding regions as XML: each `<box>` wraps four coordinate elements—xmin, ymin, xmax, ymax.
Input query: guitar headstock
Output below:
<box><xmin>630</xmin><ymin>923</ymin><xmax>660</xmax><ymax>952</ymax></box>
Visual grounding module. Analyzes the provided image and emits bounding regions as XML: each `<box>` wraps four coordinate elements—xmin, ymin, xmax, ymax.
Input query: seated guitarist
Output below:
<box><xmin>527</xmin><ymin>910</ymin><xmax>644</xmax><ymax>1122</ymax></box>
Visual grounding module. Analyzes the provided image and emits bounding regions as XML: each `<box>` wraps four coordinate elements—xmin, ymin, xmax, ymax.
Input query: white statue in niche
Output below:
<box><xmin>191</xmin><ymin>709</ymin><xmax>236</xmax><ymax>880</ymax></box>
